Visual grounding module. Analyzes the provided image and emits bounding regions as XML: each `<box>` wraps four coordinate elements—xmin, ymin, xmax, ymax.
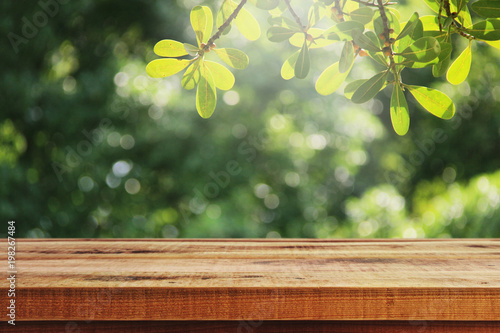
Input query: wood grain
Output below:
<box><xmin>1</xmin><ymin>321</ymin><xmax>499</xmax><ymax>333</ymax></box>
<box><xmin>1</xmin><ymin>239</ymin><xmax>499</xmax><ymax>321</ymax></box>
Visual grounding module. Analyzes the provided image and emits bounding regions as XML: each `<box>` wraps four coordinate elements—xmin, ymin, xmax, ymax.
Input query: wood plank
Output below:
<box><xmin>1</xmin><ymin>321</ymin><xmax>499</xmax><ymax>333</ymax></box>
<box><xmin>1</xmin><ymin>239</ymin><xmax>499</xmax><ymax>321</ymax></box>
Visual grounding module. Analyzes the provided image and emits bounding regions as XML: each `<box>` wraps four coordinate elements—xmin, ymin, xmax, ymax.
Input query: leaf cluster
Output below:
<box><xmin>146</xmin><ymin>0</ymin><xmax>500</xmax><ymax>135</ymax></box>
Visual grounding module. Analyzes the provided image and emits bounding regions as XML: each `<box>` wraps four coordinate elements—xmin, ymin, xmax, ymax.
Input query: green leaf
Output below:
<box><xmin>191</xmin><ymin>5</ymin><xmax>213</xmax><ymax>46</ymax></box>
<box><xmin>352</xmin><ymin>30</ymin><xmax>381</xmax><ymax>53</ymax></box>
<box><xmin>184</xmin><ymin>43</ymin><xmax>200</xmax><ymax>57</ymax></box>
<box><xmin>390</xmin><ymin>83</ymin><xmax>410</xmax><ymax>136</ymax></box>
<box><xmin>295</xmin><ymin>42</ymin><xmax>310</xmax><ymax>79</ymax></box>
<box><xmin>182</xmin><ymin>59</ymin><xmax>202</xmax><ymax>90</ymax></box>
<box><xmin>351</xmin><ymin>71</ymin><xmax>388</xmax><ymax>104</ymax></box>
<box><xmin>399</xmin><ymin>37</ymin><xmax>441</xmax><ymax>63</ymax></box>
<box><xmin>457</xmin><ymin>5</ymin><xmax>473</xmax><ymax>28</ymax></box>
<box><xmin>339</xmin><ymin>41</ymin><xmax>354</xmax><ymax>73</ymax></box>
<box><xmin>154</xmin><ymin>39</ymin><xmax>188</xmax><ymax>57</ymax></box>
<box><xmin>396</xmin><ymin>12</ymin><xmax>419</xmax><ymax>41</ymax></box>
<box><xmin>268</xmin><ymin>16</ymin><xmax>301</xmax><ymax>30</ymax></box>
<box><xmin>281</xmin><ymin>50</ymin><xmax>300</xmax><ymax>80</ymax></box>
<box><xmin>308</xmin><ymin>2</ymin><xmax>326</xmax><ymax>27</ymax></box>
<box><xmin>217</xmin><ymin>0</ymin><xmax>233</xmax><ymax>36</ymax></box>
<box><xmin>423</xmin><ymin>0</ymin><xmax>441</xmax><ymax>13</ymax></box>
<box><xmin>230</xmin><ymin>0</ymin><xmax>261</xmax><ymax>41</ymax></box>
<box><xmin>395</xmin><ymin>18</ymin><xmax>423</xmax><ymax>66</ymax></box>
<box><xmin>402</xmin><ymin>41</ymin><xmax>451</xmax><ymax>68</ymax></box>
<box><xmin>249</xmin><ymin>0</ymin><xmax>280</xmax><ymax>10</ymax></box>
<box><xmin>349</xmin><ymin>7</ymin><xmax>374</xmax><ymax>25</ymax></box>
<box><xmin>446</xmin><ymin>43</ymin><xmax>471</xmax><ymax>85</ymax></box>
<box><xmin>374</xmin><ymin>10</ymin><xmax>400</xmax><ymax>36</ymax></box>
<box><xmin>213</xmin><ymin>48</ymin><xmax>249</xmax><ymax>69</ymax></box>
<box><xmin>452</xmin><ymin>0</ymin><xmax>470</xmax><ymax>14</ymax></box>
<box><xmin>344</xmin><ymin>79</ymin><xmax>367</xmax><ymax>99</ymax></box>
<box><xmin>406</xmin><ymin>85</ymin><xmax>455</xmax><ymax>119</ymax></box>
<box><xmin>324</xmin><ymin>21</ymin><xmax>364</xmax><ymax>41</ymax></box>
<box><xmin>196</xmin><ymin>64</ymin><xmax>217</xmax><ymax>118</ymax></box>
<box><xmin>466</xmin><ymin>19</ymin><xmax>500</xmax><ymax>40</ymax></box>
<box><xmin>267</xmin><ymin>26</ymin><xmax>296</xmax><ymax>42</ymax></box>
<box><xmin>419</xmin><ymin>15</ymin><xmax>442</xmax><ymax>31</ymax></box>
<box><xmin>146</xmin><ymin>59</ymin><xmax>191</xmax><ymax>78</ymax></box>
<box><xmin>204</xmin><ymin>61</ymin><xmax>235</xmax><ymax>90</ymax></box>
<box><xmin>315</xmin><ymin>62</ymin><xmax>351</xmax><ymax>95</ymax></box>
<box><xmin>432</xmin><ymin>54</ymin><xmax>451</xmax><ymax>77</ymax></box>
<box><xmin>291</xmin><ymin>28</ymin><xmax>336</xmax><ymax>48</ymax></box>
<box><xmin>471</xmin><ymin>0</ymin><xmax>500</xmax><ymax>18</ymax></box>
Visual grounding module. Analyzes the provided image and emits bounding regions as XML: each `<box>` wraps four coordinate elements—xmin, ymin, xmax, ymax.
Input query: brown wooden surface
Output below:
<box><xmin>1</xmin><ymin>239</ymin><xmax>499</xmax><ymax>321</ymax></box>
<box><xmin>1</xmin><ymin>321</ymin><xmax>499</xmax><ymax>333</ymax></box>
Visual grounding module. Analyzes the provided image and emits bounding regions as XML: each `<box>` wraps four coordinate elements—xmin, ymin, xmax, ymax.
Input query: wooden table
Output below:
<box><xmin>1</xmin><ymin>238</ymin><xmax>499</xmax><ymax>332</ymax></box>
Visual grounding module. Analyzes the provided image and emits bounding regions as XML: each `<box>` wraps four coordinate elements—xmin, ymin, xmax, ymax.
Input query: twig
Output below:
<box><xmin>203</xmin><ymin>0</ymin><xmax>248</xmax><ymax>51</ymax></box>
<box><xmin>376</xmin><ymin>0</ymin><xmax>398</xmax><ymax>80</ymax></box>
<box><xmin>284</xmin><ymin>0</ymin><xmax>307</xmax><ymax>34</ymax></box>
<box><xmin>351</xmin><ymin>0</ymin><xmax>397</xmax><ymax>7</ymax></box>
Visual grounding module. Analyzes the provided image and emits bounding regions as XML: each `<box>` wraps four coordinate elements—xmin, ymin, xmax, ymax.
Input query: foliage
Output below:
<box><xmin>147</xmin><ymin>0</ymin><xmax>500</xmax><ymax>135</ymax></box>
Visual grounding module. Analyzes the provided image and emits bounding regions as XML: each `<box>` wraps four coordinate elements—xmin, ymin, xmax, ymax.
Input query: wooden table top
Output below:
<box><xmin>1</xmin><ymin>238</ymin><xmax>499</xmax><ymax>321</ymax></box>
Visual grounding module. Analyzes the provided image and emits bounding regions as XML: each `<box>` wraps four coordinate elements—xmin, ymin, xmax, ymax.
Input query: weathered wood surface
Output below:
<box><xmin>1</xmin><ymin>239</ymin><xmax>499</xmax><ymax>322</ymax></box>
<box><xmin>1</xmin><ymin>320</ymin><xmax>499</xmax><ymax>333</ymax></box>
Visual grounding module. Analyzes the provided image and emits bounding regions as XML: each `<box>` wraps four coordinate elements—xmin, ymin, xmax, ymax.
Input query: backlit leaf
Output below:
<box><xmin>217</xmin><ymin>0</ymin><xmax>233</xmax><ymax>36</ymax></box>
<box><xmin>146</xmin><ymin>59</ymin><xmax>191</xmax><ymax>78</ymax></box>
<box><xmin>399</xmin><ymin>37</ymin><xmax>441</xmax><ymax>62</ymax></box>
<box><xmin>295</xmin><ymin>42</ymin><xmax>310</xmax><ymax>79</ymax></box>
<box><xmin>182</xmin><ymin>59</ymin><xmax>202</xmax><ymax>90</ymax></box>
<box><xmin>396</xmin><ymin>12</ymin><xmax>419</xmax><ymax>41</ymax></box>
<box><xmin>281</xmin><ymin>50</ymin><xmax>300</xmax><ymax>80</ymax></box>
<box><xmin>344</xmin><ymin>79</ymin><xmax>367</xmax><ymax>99</ymax></box>
<box><xmin>267</xmin><ymin>26</ymin><xmax>296</xmax><ymax>42</ymax></box>
<box><xmin>154</xmin><ymin>39</ymin><xmax>188</xmax><ymax>57</ymax></box>
<box><xmin>432</xmin><ymin>54</ymin><xmax>451</xmax><ymax>77</ymax></box>
<box><xmin>351</xmin><ymin>71</ymin><xmax>389</xmax><ymax>104</ymax></box>
<box><xmin>466</xmin><ymin>19</ymin><xmax>500</xmax><ymax>40</ymax></box>
<box><xmin>249</xmin><ymin>0</ymin><xmax>280</xmax><ymax>10</ymax></box>
<box><xmin>196</xmin><ymin>64</ymin><xmax>217</xmax><ymax>118</ymax></box>
<box><xmin>230</xmin><ymin>0</ymin><xmax>261</xmax><ymax>41</ymax></box>
<box><xmin>406</xmin><ymin>85</ymin><xmax>455</xmax><ymax>119</ymax></box>
<box><xmin>204</xmin><ymin>61</ymin><xmax>235</xmax><ymax>90</ymax></box>
<box><xmin>446</xmin><ymin>43</ymin><xmax>471</xmax><ymax>85</ymax></box>
<box><xmin>471</xmin><ymin>0</ymin><xmax>500</xmax><ymax>18</ymax></box>
<box><xmin>191</xmin><ymin>6</ymin><xmax>213</xmax><ymax>46</ymax></box>
<box><xmin>324</xmin><ymin>21</ymin><xmax>364</xmax><ymax>41</ymax></box>
<box><xmin>352</xmin><ymin>30</ymin><xmax>381</xmax><ymax>53</ymax></box>
<box><xmin>423</xmin><ymin>0</ymin><xmax>441</xmax><ymax>13</ymax></box>
<box><xmin>184</xmin><ymin>43</ymin><xmax>200</xmax><ymax>57</ymax></box>
<box><xmin>349</xmin><ymin>7</ymin><xmax>374</xmax><ymax>25</ymax></box>
<box><xmin>315</xmin><ymin>62</ymin><xmax>351</xmax><ymax>95</ymax></box>
<box><xmin>308</xmin><ymin>2</ymin><xmax>326</xmax><ymax>27</ymax></box>
<box><xmin>213</xmin><ymin>48</ymin><xmax>249</xmax><ymax>69</ymax></box>
<box><xmin>390</xmin><ymin>83</ymin><xmax>410</xmax><ymax>136</ymax></box>
<box><xmin>339</xmin><ymin>41</ymin><xmax>354</xmax><ymax>73</ymax></box>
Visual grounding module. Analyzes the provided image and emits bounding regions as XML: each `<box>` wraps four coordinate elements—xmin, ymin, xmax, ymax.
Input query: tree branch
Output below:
<box><xmin>284</xmin><ymin>0</ymin><xmax>307</xmax><ymax>34</ymax></box>
<box><xmin>203</xmin><ymin>0</ymin><xmax>248</xmax><ymax>51</ymax></box>
<box><xmin>376</xmin><ymin>0</ymin><xmax>398</xmax><ymax>80</ymax></box>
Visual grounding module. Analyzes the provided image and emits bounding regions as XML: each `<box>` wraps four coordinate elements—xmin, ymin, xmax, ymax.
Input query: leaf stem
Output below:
<box><xmin>203</xmin><ymin>0</ymin><xmax>248</xmax><ymax>51</ymax></box>
<box><xmin>284</xmin><ymin>0</ymin><xmax>307</xmax><ymax>34</ymax></box>
<box><xmin>376</xmin><ymin>0</ymin><xmax>398</xmax><ymax>83</ymax></box>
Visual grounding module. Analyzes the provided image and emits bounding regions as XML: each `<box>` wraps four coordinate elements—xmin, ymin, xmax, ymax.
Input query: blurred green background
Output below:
<box><xmin>1</xmin><ymin>0</ymin><xmax>500</xmax><ymax>239</ymax></box>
